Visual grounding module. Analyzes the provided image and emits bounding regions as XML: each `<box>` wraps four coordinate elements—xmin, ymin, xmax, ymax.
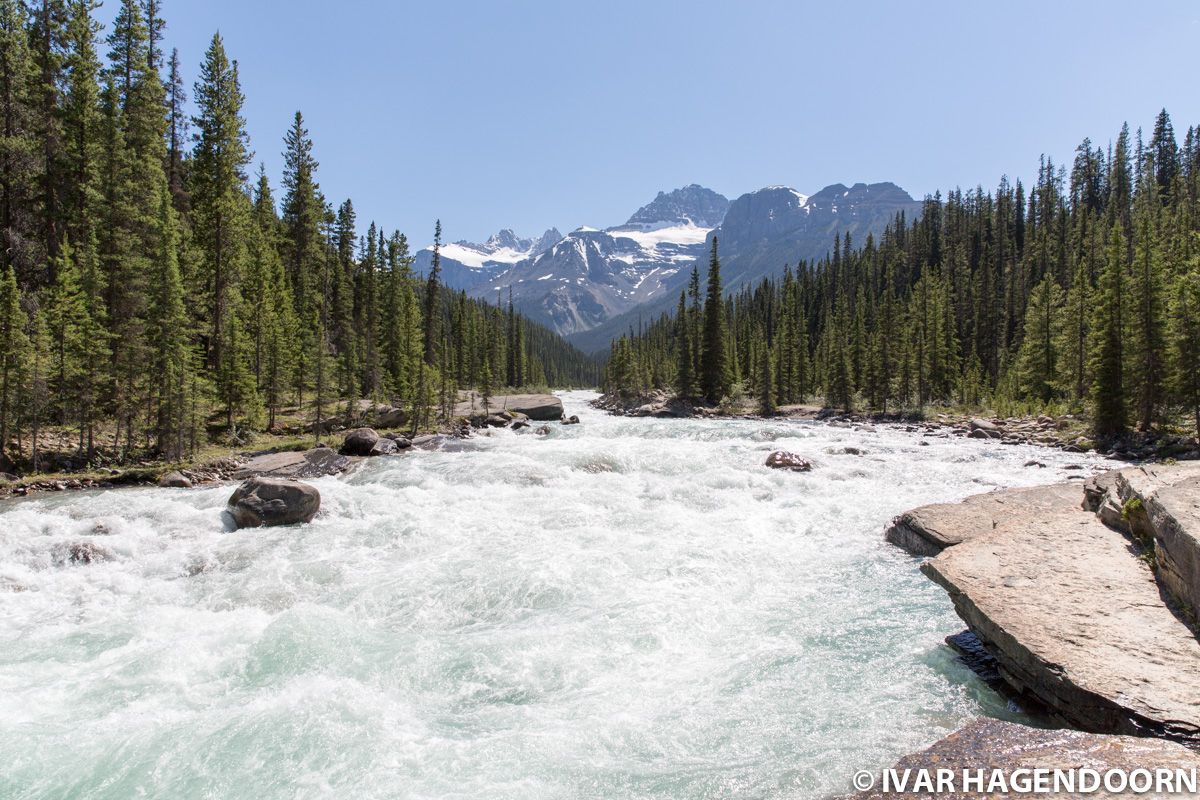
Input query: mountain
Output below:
<box><xmin>564</xmin><ymin>181</ymin><xmax>923</xmax><ymax>353</ymax></box>
<box><xmin>711</xmin><ymin>181</ymin><xmax>922</xmax><ymax>289</ymax></box>
<box><xmin>624</xmin><ymin>184</ymin><xmax>729</xmax><ymax>228</ymax></box>
<box><xmin>413</xmin><ymin>227</ymin><xmax>562</xmax><ymax>291</ymax></box>
<box><xmin>465</xmin><ymin>186</ymin><xmax>730</xmax><ymax>336</ymax></box>
<box><xmin>416</xmin><ymin>181</ymin><xmax>920</xmax><ymax>350</ymax></box>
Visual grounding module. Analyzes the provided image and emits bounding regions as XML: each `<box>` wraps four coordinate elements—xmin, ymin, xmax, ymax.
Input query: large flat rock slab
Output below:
<box><xmin>886</xmin><ymin>484</ymin><xmax>1083</xmax><ymax>556</ymax></box>
<box><xmin>1148</xmin><ymin>475</ymin><xmax>1200</xmax><ymax>623</ymax></box>
<box><xmin>231</xmin><ymin>448</ymin><xmax>356</xmax><ymax>481</ymax></box>
<box><xmin>921</xmin><ymin>502</ymin><xmax>1200</xmax><ymax>743</ymax></box>
<box><xmin>851</xmin><ymin>718</ymin><xmax>1200</xmax><ymax>799</ymax></box>
<box><xmin>453</xmin><ymin>393</ymin><xmax>564</xmax><ymax>421</ymax></box>
<box><xmin>1108</xmin><ymin>464</ymin><xmax>1200</xmax><ymax>620</ymax></box>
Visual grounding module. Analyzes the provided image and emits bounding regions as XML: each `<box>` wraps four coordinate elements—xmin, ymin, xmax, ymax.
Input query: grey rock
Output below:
<box><xmin>233</xmin><ymin>448</ymin><xmax>354</xmax><ymax>481</ymax></box>
<box><xmin>921</xmin><ymin>491</ymin><xmax>1200</xmax><ymax>743</ymax></box>
<box><xmin>227</xmin><ymin>476</ymin><xmax>320</xmax><ymax>529</ymax></box>
<box><xmin>158</xmin><ymin>470</ymin><xmax>192</xmax><ymax>488</ymax></box>
<box><xmin>340</xmin><ymin>427</ymin><xmax>381</xmax><ymax>456</ymax></box>
<box><xmin>369</xmin><ymin>438</ymin><xmax>399</xmax><ymax>456</ymax></box>
<box><xmin>885</xmin><ymin>483</ymin><xmax>1083</xmax><ymax>557</ymax></box>
<box><xmin>454</xmin><ymin>393</ymin><xmax>564</xmax><ymax>421</ymax></box>
<box><xmin>374</xmin><ymin>407</ymin><xmax>408</xmax><ymax>428</ymax></box>
<box><xmin>54</xmin><ymin>540</ymin><xmax>113</xmax><ymax>565</ymax></box>
<box><xmin>851</xmin><ymin>718</ymin><xmax>1200</xmax><ymax>800</ymax></box>
<box><xmin>764</xmin><ymin>451</ymin><xmax>812</xmax><ymax>472</ymax></box>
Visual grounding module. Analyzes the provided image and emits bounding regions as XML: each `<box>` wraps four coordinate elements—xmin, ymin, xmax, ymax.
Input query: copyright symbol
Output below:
<box><xmin>852</xmin><ymin>770</ymin><xmax>875</xmax><ymax>791</ymax></box>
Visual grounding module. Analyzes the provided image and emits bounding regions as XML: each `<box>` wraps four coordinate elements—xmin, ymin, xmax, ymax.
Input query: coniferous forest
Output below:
<box><xmin>605</xmin><ymin>110</ymin><xmax>1200</xmax><ymax>443</ymax></box>
<box><xmin>0</xmin><ymin>0</ymin><xmax>598</xmax><ymax>473</ymax></box>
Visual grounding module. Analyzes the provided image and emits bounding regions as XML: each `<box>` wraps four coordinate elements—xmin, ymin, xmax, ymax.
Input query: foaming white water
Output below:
<box><xmin>0</xmin><ymin>392</ymin><xmax>1100</xmax><ymax>799</ymax></box>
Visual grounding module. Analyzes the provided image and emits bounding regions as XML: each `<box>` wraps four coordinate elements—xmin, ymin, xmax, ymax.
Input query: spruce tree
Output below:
<box><xmin>1168</xmin><ymin>269</ymin><xmax>1200</xmax><ymax>440</ymax></box>
<box><xmin>0</xmin><ymin>265</ymin><xmax>29</xmax><ymax>459</ymax></box>
<box><xmin>757</xmin><ymin>334</ymin><xmax>775</xmax><ymax>415</ymax></box>
<box><xmin>1016</xmin><ymin>275</ymin><xmax>1063</xmax><ymax>404</ymax></box>
<box><xmin>1090</xmin><ymin>224</ymin><xmax>1128</xmax><ymax>437</ymax></box>
<box><xmin>700</xmin><ymin>237</ymin><xmax>729</xmax><ymax>404</ymax></box>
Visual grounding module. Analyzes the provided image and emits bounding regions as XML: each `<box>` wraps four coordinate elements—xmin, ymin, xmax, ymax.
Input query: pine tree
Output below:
<box><xmin>164</xmin><ymin>46</ymin><xmax>188</xmax><ymax>210</ymax></box>
<box><xmin>423</xmin><ymin>219</ymin><xmax>442</xmax><ymax>367</ymax></box>
<box><xmin>1127</xmin><ymin>203</ymin><xmax>1166</xmax><ymax>430</ymax></box>
<box><xmin>145</xmin><ymin>182</ymin><xmax>194</xmax><ymax>457</ymax></box>
<box><xmin>0</xmin><ymin>0</ymin><xmax>41</xmax><ymax>283</ymax></box>
<box><xmin>191</xmin><ymin>33</ymin><xmax>250</xmax><ymax>383</ymax></box>
<box><xmin>0</xmin><ymin>265</ymin><xmax>29</xmax><ymax>459</ymax></box>
<box><xmin>1168</xmin><ymin>268</ymin><xmax>1200</xmax><ymax>441</ymax></box>
<box><xmin>1016</xmin><ymin>275</ymin><xmax>1063</xmax><ymax>404</ymax></box>
<box><xmin>700</xmin><ymin>237</ymin><xmax>729</xmax><ymax>404</ymax></box>
<box><xmin>1090</xmin><ymin>224</ymin><xmax>1128</xmax><ymax>437</ymax></box>
<box><xmin>757</xmin><ymin>333</ymin><xmax>775</xmax><ymax>415</ymax></box>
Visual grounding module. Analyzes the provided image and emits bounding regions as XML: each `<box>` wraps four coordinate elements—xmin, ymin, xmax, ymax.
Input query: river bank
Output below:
<box><xmin>592</xmin><ymin>390</ymin><xmax>1200</xmax><ymax>463</ymax></box>
<box><xmin>0</xmin><ymin>393</ymin><xmax>570</xmax><ymax>499</ymax></box>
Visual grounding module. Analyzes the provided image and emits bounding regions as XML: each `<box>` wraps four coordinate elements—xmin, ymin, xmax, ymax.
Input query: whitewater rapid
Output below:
<box><xmin>0</xmin><ymin>391</ymin><xmax>1099</xmax><ymax>799</ymax></box>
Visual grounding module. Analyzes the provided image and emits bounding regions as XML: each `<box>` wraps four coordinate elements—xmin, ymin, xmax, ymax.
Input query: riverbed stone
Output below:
<box><xmin>226</xmin><ymin>476</ymin><xmax>320</xmax><ymax>529</ymax></box>
<box><xmin>885</xmin><ymin>483</ymin><xmax>1082</xmax><ymax>556</ymax></box>
<box><xmin>765</xmin><ymin>451</ymin><xmax>812</xmax><ymax>471</ymax></box>
<box><xmin>850</xmin><ymin>718</ymin><xmax>1200</xmax><ymax>800</ymax></box>
<box><xmin>921</xmin><ymin>496</ymin><xmax>1200</xmax><ymax>743</ymax></box>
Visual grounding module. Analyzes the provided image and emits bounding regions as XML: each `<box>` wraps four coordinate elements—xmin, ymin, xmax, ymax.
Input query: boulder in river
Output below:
<box><xmin>340</xmin><ymin>427</ymin><xmax>381</xmax><ymax>456</ymax></box>
<box><xmin>562</xmin><ymin>414</ymin><xmax>580</xmax><ymax>425</ymax></box>
<box><xmin>765</xmin><ymin>451</ymin><xmax>812</xmax><ymax>471</ymax></box>
<box><xmin>54</xmin><ymin>540</ymin><xmax>113</xmax><ymax>565</ymax></box>
<box><xmin>370</xmin><ymin>437</ymin><xmax>399</xmax><ymax>456</ymax></box>
<box><xmin>226</xmin><ymin>476</ymin><xmax>320</xmax><ymax>529</ymax></box>
<box><xmin>158</xmin><ymin>470</ymin><xmax>192</xmax><ymax>488</ymax></box>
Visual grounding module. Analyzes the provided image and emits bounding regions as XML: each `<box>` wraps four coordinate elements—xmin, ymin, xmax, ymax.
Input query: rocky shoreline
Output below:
<box><xmin>592</xmin><ymin>390</ymin><xmax>1200</xmax><ymax>463</ymax></box>
<box><xmin>867</xmin><ymin>463</ymin><xmax>1200</xmax><ymax>796</ymax></box>
<box><xmin>1</xmin><ymin>394</ymin><xmax>571</xmax><ymax>499</ymax></box>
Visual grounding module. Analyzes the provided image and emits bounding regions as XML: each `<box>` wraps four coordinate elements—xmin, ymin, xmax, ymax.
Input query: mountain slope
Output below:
<box><xmin>565</xmin><ymin>182</ymin><xmax>922</xmax><ymax>353</ymax></box>
<box><xmin>467</xmin><ymin>186</ymin><xmax>730</xmax><ymax>335</ymax></box>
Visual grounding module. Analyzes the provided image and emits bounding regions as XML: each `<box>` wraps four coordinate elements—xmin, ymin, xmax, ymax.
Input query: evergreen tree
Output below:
<box><xmin>0</xmin><ymin>265</ymin><xmax>29</xmax><ymax>458</ymax></box>
<box><xmin>1168</xmin><ymin>269</ymin><xmax>1200</xmax><ymax>440</ymax></box>
<box><xmin>757</xmin><ymin>333</ymin><xmax>775</xmax><ymax>415</ymax></box>
<box><xmin>1016</xmin><ymin>275</ymin><xmax>1063</xmax><ymax>404</ymax></box>
<box><xmin>1090</xmin><ymin>224</ymin><xmax>1128</xmax><ymax>437</ymax></box>
<box><xmin>700</xmin><ymin>237</ymin><xmax>729</xmax><ymax>404</ymax></box>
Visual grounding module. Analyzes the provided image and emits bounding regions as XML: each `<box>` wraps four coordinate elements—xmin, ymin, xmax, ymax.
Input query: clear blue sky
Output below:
<box><xmin>103</xmin><ymin>0</ymin><xmax>1199</xmax><ymax>245</ymax></box>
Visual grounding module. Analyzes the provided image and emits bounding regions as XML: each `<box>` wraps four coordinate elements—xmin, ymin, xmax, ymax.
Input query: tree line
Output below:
<box><xmin>0</xmin><ymin>0</ymin><xmax>597</xmax><ymax>472</ymax></box>
<box><xmin>605</xmin><ymin>110</ymin><xmax>1200</xmax><ymax>440</ymax></box>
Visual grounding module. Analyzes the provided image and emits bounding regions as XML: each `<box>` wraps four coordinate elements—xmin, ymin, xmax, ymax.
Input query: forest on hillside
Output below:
<box><xmin>0</xmin><ymin>0</ymin><xmax>598</xmax><ymax>474</ymax></box>
<box><xmin>605</xmin><ymin>110</ymin><xmax>1200</xmax><ymax>441</ymax></box>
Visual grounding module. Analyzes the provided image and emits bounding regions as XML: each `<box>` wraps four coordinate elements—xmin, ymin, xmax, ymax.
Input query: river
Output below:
<box><xmin>0</xmin><ymin>391</ymin><xmax>1098</xmax><ymax>799</ymax></box>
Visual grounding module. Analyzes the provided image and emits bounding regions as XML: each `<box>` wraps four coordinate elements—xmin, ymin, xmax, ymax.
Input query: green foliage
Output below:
<box><xmin>604</xmin><ymin>110</ymin><xmax>1200</xmax><ymax>440</ymax></box>
<box><xmin>0</xmin><ymin>5</ymin><xmax>599</xmax><ymax>471</ymax></box>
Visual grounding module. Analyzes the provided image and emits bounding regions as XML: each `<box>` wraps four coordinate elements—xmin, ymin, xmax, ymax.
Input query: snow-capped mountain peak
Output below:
<box><xmin>414</xmin><ymin>227</ymin><xmax>563</xmax><ymax>290</ymax></box>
